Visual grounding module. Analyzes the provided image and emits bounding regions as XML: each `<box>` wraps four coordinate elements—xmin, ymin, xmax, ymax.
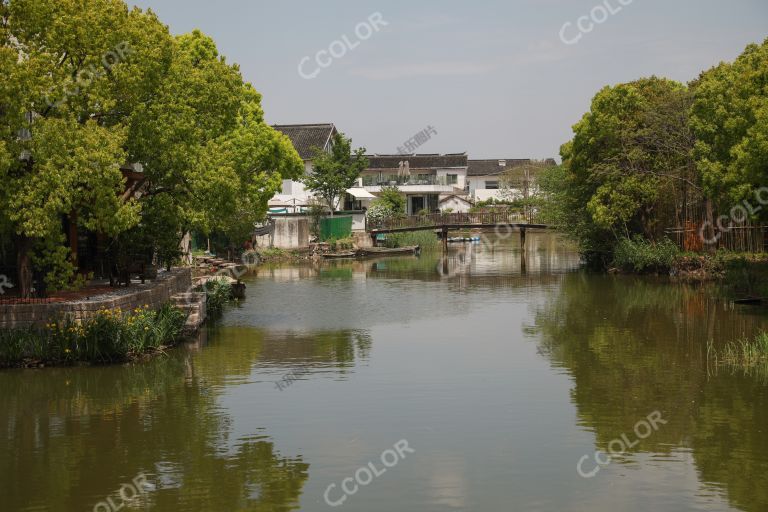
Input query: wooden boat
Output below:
<box><xmin>734</xmin><ymin>297</ymin><xmax>765</xmax><ymax>305</ymax></box>
<box><xmin>322</xmin><ymin>252</ymin><xmax>358</xmax><ymax>259</ymax></box>
<box><xmin>357</xmin><ymin>246</ymin><xmax>421</xmax><ymax>258</ymax></box>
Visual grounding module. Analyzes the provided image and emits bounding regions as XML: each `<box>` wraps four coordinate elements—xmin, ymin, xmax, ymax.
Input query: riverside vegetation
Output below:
<box><xmin>0</xmin><ymin>303</ymin><xmax>187</xmax><ymax>368</ymax></box>
<box><xmin>538</xmin><ymin>38</ymin><xmax>768</xmax><ymax>270</ymax></box>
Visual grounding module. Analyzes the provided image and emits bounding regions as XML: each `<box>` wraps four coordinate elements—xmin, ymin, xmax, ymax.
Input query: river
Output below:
<box><xmin>2</xmin><ymin>233</ymin><xmax>767</xmax><ymax>511</ymax></box>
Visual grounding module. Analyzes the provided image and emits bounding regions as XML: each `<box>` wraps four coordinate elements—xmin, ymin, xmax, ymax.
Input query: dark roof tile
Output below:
<box><xmin>272</xmin><ymin>123</ymin><xmax>337</xmax><ymax>160</ymax></box>
<box><xmin>365</xmin><ymin>153</ymin><xmax>468</xmax><ymax>170</ymax></box>
<box><xmin>467</xmin><ymin>158</ymin><xmax>556</xmax><ymax>176</ymax></box>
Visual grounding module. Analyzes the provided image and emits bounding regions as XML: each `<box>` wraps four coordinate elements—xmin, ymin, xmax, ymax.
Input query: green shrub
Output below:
<box><xmin>328</xmin><ymin>237</ymin><xmax>355</xmax><ymax>252</ymax></box>
<box><xmin>0</xmin><ymin>303</ymin><xmax>188</xmax><ymax>367</ymax></box>
<box><xmin>366</xmin><ymin>203</ymin><xmax>396</xmax><ymax>226</ymax></box>
<box><xmin>384</xmin><ymin>231</ymin><xmax>440</xmax><ymax>250</ymax></box>
<box><xmin>612</xmin><ymin>236</ymin><xmax>680</xmax><ymax>273</ymax></box>
<box><xmin>200</xmin><ymin>278</ymin><xmax>233</xmax><ymax>315</ymax></box>
<box><xmin>374</xmin><ymin>186</ymin><xmax>406</xmax><ymax>214</ymax></box>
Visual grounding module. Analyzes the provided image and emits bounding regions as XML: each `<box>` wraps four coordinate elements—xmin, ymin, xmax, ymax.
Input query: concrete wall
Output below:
<box><xmin>352</xmin><ymin>231</ymin><xmax>374</xmax><ymax>248</ymax></box>
<box><xmin>0</xmin><ymin>268</ymin><xmax>192</xmax><ymax>330</ymax></box>
<box><xmin>350</xmin><ymin>212</ymin><xmax>366</xmax><ymax>232</ymax></box>
<box><xmin>255</xmin><ymin>215</ymin><xmax>310</xmax><ymax>249</ymax></box>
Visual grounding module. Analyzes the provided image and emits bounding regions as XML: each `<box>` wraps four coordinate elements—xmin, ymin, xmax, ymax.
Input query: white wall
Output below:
<box><xmin>280</xmin><ymin>160</ymin><xmax>312</xmax><ymax>197</ymax></box>
<box><xmin>436</xmin><ymin>168</ymin><xmax>467</xmax><ymax>190</ymax></box>
<box><xmin>439</xmin><ymin>196</ymin><xmax>471</xmax><ymax>213</ymax></box>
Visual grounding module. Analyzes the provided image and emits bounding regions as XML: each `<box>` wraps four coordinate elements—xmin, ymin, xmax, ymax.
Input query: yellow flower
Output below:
<box><xmin>64</xmin><ymin>349</ymin><xmax>71</xmax><ymax>354</ymax></box>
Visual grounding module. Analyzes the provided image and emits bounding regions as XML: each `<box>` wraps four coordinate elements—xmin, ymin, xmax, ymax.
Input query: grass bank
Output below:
<box><xmin>0</xmin><ymin>303</ymin><xmax>187</xmax><ymax>368</ymax></box>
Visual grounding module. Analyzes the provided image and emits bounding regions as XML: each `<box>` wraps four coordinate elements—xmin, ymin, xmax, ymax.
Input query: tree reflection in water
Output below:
<box><xmin>532</xmin><ymin>273</ymin><xmax>768</xmax><ymax>512</ymax></box>
<box><xmin>0</xmin><ymin>350</ymin><xmax>309</xmax><ymax>511</ymax></box>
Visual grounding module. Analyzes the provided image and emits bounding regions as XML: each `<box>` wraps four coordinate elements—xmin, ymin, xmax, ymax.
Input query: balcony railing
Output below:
<box><xmin>361</xmin><ymin>175</ymin><xmax>457</xmax><ymax>187</ymax></box>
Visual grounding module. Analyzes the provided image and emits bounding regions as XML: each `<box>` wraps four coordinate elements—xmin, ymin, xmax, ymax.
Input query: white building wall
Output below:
<box><xmin>439</xmin><ymin>196</ymin><xmax>472</xmax><ymax>213</ymax></box>
<box><xmin>280</xmin><ymin>160</ymin><xmax>312</xmax><ymax>197</ymax></box>
<box><xmin>436</xmin><ymin>168</ymin><xmax>467</xmax><ymax>190</ymax></box>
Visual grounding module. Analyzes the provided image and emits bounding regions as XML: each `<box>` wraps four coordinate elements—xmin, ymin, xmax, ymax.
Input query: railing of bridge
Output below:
<box><xmin>367</xmin><ymin>211</ymin><xmax>541</xmax><ymax>231</ymax></box>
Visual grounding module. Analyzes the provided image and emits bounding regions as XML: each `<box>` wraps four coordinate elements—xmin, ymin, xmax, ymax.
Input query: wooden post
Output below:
<box><xmin>520</xmin><ymin>227</ymin><xmax>526</xmax><ymax>252</ymax></box>
<box><xmin>521</xmin><ymin>250</ymin><xmax>527</xmax><ymax>275</ymax></box>
<box><xmin>442</xmin><ymin>226</ymin><xmax>448</xmax><ymax>252</ymax></box>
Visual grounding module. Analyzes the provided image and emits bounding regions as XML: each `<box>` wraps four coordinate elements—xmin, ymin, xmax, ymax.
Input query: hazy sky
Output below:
<box><xmin>130</xmin><ymin>0</ymin><xmax>767</xmax><ymax>160</ymax></box>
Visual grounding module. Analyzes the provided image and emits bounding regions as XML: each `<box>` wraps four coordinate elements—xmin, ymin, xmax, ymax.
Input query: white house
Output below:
<box><xmin>439</xmin><ymin>194</ymin><xmax>473</xmax><ymax>213</ymax></box>
<box><xmin>467</xmin><ymin>159</ymin><xmax>556</xmax><ymax>202</ymax></box>
<box><xmin>359</xmin><ymin>153</ymin><xmax>470</xmax><ymax>215</ymax></box>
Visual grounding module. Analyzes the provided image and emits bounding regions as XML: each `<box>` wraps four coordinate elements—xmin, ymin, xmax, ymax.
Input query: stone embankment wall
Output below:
<box><xmin>0</xmin><ymin>268</ymin><xmax>193</xmax><ymax>329</ymax></box>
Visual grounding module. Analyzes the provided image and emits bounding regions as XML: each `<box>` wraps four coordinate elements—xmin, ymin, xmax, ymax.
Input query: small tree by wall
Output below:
<box><xmin>302</xmin><ymin>133</ymin><xmax>369</xmax><ymax>215</ymax></box>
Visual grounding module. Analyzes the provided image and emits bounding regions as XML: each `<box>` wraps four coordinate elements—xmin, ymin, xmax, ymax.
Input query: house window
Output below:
<box><xmin>447</xmin><ymin>174</ymin><xmax>458</xmax><ymax>185</ymax></box>
<box><xmin>485</xmin><ymin>181</ymin><xmax>499</xmax><ymax>190</ymax></box>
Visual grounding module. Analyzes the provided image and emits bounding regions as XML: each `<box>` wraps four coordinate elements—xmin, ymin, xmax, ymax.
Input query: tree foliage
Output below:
<box><xmin>301</xmin><ymin>133</ymin><xmax>368</xmax><ymax>214</ymax></box>
<box><xmin>545</xmin><ymin>77</ymin><xmax>694</xmax><ymax>263</ymax></box>
<box><xmin>372</xmin><ymin>186</ymin><xmax>406</xmax><ymax>214</ymax></box>
<box><xmin>691</xmin><ymin>38</ymin><xmax>768</xmax><ymax>213</ymax></box>
<box><xmin>0</xmin><ymin>1</ymin><xmax>302</xmax><ymax>295</ymax></box>
<box><xmin>550</xmin><ymin>39</ymin><xmax>768</xmax><ymax>265</ymax></box>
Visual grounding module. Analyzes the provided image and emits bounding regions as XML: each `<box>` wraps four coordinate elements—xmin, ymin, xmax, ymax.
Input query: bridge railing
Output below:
<box><xmin>368</xmin><ymin>210</ymin><xmax>539</xmax><ymax>231</ymax></box>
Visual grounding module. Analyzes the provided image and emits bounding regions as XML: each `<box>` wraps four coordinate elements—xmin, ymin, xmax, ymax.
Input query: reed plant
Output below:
<box><xmin>708</xmin><ymin>332</ymin><xmax>768</xmax><ymax>378</ymax></box>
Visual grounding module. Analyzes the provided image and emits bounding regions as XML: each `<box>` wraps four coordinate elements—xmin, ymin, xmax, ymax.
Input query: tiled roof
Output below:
<box><xmin>366</xmin><ymin>153</ymin><xmax>468</xmax><ymax>170</ymax></box>
<box><xmin>467</xmin><ymin>158</ymin><xmax>556</xmax><ymax>177</ymax></box>
<box><xmin>272</xmin><ymin>124</ymin><xmax>337</xmax><ymax>160</ymax></box>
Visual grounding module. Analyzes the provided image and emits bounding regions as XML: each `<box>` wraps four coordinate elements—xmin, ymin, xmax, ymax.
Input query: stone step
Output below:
<box><xmin>171</xmin><ymin>292</ymin><xmax>207</xmax><ymax>334</ymax></box>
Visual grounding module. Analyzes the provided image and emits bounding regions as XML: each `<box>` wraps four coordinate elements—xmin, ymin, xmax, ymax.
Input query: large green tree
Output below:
<box><xmin>126</xmin><ymin>30</ymin><xmax>302</xmax><ymax>258</ymax></box>
<box><xmin>0</xmin><ymin>1</ymin><xmax>302</xmax><ymax>296</ymax></box>
<box><xmin>302</xmin><ymin>133</ymin><xmax>368</xmax><ymax>214</ymax></box>
<box><xmin>0</xmin><ymin>0</ymin><xmax>155</xmax><ymax>296</ymax></box>
<box><xmin>546</xmin><ymin>77</ymin><xmax>697</xmax><ymax>264</ymax></box>
<box><xmin>691</xmin><ymin>38</ymin><xmax>768</xmax><ymax>215</ymax></box>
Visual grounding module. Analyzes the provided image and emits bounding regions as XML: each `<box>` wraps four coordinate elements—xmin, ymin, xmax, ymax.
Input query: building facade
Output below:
<box><xmin>359</xmin><ymin>154</ymin><xmax>470</xmax><ymax>214</ymax></box>
<box><xmin>467</xmin><ymin>159</ymin><xmax>556</xmax><ymax>202</ymax></box>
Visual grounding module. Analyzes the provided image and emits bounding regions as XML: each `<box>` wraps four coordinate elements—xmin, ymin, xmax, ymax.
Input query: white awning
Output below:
<box><xmin>346</xmin><ymin>188</ymin><xmax>376</xmax><ymax>199</ymax></box>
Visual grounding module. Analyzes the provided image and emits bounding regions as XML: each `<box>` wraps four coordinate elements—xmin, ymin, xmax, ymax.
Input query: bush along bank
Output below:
<box><xmin>0</xmin><ymin>303</ymin><xmax>187</xmax><ymax>368</ymax></box>
<box><xmin>609</xmin><ymin>236</ymin><xmax>768</xmax><ymax>284</ymax></box>
<box><xmin>197</xmin><ymin>277</ymin><xmax>235</xmax><ymax>316</ymax></box>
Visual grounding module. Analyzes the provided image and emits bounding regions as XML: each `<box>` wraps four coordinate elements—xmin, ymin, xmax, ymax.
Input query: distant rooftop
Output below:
<box><xmin>365</xmin><ymin>153</ymin><xmax>468</xmax><ymax>170</ymax></box>
<box><xmin>467</xmin><ymin>158</ymin><xmax>556</xmax><ymax>176</ymax></box>
<box><xmin>272</xmin><ymin>123</ymin><xmax>337</xmax><ymax>160</ymax></box>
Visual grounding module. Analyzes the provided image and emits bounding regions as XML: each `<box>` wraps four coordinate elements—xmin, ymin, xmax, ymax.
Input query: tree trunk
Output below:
<box><xmin>704</xmin><ymin>198</ymin><xmax>715</xmax><ymax>253</ymax></box>
<box><xmin>16</xmin><ymin>235</ymin><xmax>33</xmax><ymax>299</ymax></box>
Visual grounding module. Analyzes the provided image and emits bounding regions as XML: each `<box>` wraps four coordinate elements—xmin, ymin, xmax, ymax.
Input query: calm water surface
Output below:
<box><xmin>2</xmin><ymin>233</ymin><xmax>768</xmax><ymax>511</ymax></box>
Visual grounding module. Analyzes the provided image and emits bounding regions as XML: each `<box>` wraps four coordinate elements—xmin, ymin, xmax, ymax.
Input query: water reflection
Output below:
<box><xmin>533</xmin><ymin>273</ymin><xmax>768</xmax><ymax>512</ymax></box>
<box><xmin>0</xmin><ymin>351</ymin><xmax>309</xmax><ymax>512</ymax></box>
<box><xmin>3</xmin><ymin>233</ymin><xmax>767</xmax><ymax>512</ymax></box>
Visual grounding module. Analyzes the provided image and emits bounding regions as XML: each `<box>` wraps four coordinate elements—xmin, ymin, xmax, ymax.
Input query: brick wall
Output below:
<box><xmin>0</xmin><ymin>268</ymin><xmax>192</xmax><ymax>329</ymax></box>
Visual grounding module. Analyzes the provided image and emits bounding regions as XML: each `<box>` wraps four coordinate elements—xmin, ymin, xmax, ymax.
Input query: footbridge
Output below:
<box><xmin>367</xmin><ymin>212</ymin><xmax>552</xmax><ymax>250</ymax></box>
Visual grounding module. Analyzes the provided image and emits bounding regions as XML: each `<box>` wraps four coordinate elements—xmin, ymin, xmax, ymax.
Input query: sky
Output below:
<box><xmin>129</xmin><ymin>0</ymin><xmax>767</xmax><ymax>161</ymax></box>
